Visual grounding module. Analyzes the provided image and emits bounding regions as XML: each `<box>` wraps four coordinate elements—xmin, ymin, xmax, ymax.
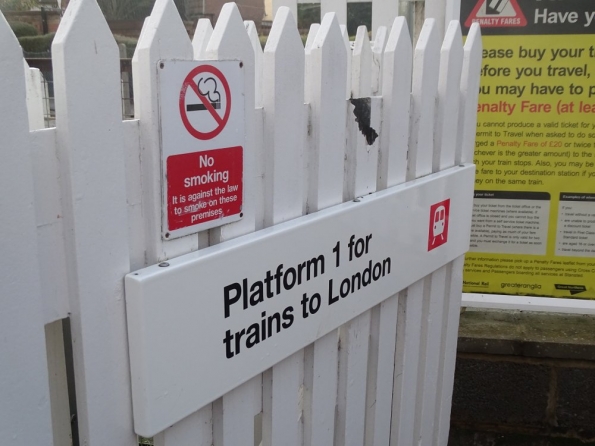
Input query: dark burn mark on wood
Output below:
<box><xmin>350</xmin><ymin>98</ymin><xmax>378</xmax><ymax>146</ymax></box>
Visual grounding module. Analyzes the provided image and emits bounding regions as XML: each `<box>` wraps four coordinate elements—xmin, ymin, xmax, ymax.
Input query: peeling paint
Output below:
<box><xmin>350</xmin><ymin>98</ymin><xmax>378</xmax><ymax>146</ymax></box>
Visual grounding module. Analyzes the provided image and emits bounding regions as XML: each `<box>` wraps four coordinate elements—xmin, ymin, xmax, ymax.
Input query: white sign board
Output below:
<box><xmin>126</xmin><ymin>165</ymin><xmax>475</xmax><ymax>437</ymax></box>
<box><xmin>159</xmin><ymin>60</ymin><xmax>244</xmax><ymax>239</ymax></box>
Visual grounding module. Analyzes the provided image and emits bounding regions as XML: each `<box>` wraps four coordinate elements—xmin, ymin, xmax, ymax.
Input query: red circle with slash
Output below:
<box><xmin>179</xmin><ymin>65</ymin><xmax>232</xmax><ymax>140</ymax></box>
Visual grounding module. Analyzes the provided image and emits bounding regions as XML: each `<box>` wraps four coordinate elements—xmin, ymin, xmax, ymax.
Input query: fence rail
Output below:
<box><xmin>0</xmin><ymin>0</ymin><xmax>481</xmax><ymax>444</ymax></box>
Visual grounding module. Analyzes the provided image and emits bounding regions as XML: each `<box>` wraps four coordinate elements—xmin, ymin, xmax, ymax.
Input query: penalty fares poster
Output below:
<box><xmin>461</xmin><ymin>0</ymin><xmax>595</xmax><ymax>299</ymax></box>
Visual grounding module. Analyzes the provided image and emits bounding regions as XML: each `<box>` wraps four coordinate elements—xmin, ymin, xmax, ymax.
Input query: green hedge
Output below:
<box><xmin>18</xmin><ymin>32</ymin><xmax>54</xmax><ymax>54</ymax></box>
<box><xmin>9</xmin><ymin>20</ymin><xmax>38</xmax><ymax>38</ymax></box>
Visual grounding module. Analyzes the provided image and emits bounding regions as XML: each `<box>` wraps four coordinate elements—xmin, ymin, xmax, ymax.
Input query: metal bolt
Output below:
<box><xmin>353</xmin><ymin>197</ymin><xmax>361</xmax><ymax>202</ymax></box>
<box><xmin>239</xmin><ymin>61</ymin><xmax>243</xmax><ymax>68</ymax></box>
<box><xmin>159</xmin><ymin>62</ymin><xmax>164</xmax><ymax>69</ymax></box>
<box><xmin>159</xmin><ymin>262</ymin><xmax>170</xmax><ymax>267</ymax></box>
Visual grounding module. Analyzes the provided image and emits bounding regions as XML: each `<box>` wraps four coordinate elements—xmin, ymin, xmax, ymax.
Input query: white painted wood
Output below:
<box><xmin>304</xmin><ymin>12</ymin><xmax>346</xmax><ymax>446</ymax></box>
<box><xmin>391</xmin><ymin>282</ymin><xmax>424</xmax><ymax>446</ymax></box>
<box><xmin>433</xmin><ymin>21</ymin><xmax>463</xmax><ymax>173</ymax></box>
<box><xmin>25</xmin><ymin>65</ymin><xmax>46</xmax><ymax>130</ymax></box>
<box><xmin>378</xmin><ymin>17</ymin><xmax>411</xmax><ymax>190</ymax></box>
<box><xmin>370</xmin><ymin>26</ymin><xmax>386</xmax><ymax>96</ymax></box>
<box><xmin>132</xmin><ymin>0</ymin><xmax>197</xmax><ymax>263</ymax></box>
<box><xmin>338</xmin><ymin>37</ymin><xmax>378</xmax><ymax>438</ymax></box>
<box><xmin>392</xmin><ymin>19</ymin><xmax>441</xmax><ymax>446</ymax></box>
<box><xmin>336</xmin><ymin>311</ymin><xmax>372</xmax><ymax>446</ymax></box>
<box><xmin>262</xmin><ymin>9</ymin><xmax>306</xmax><ymax>446</ymax></box>
<box><xmin>272</xmin><ymin>0</ymin><xmax>297</xmax><ymax>24</ymax></box>
<box><xmin>344</xmin><ymin>26</ymin><xmax>378</xmax><ymax>201</ymax></box>
<box><xmin>340</xmin><ymin>24</ymin><xmax>351</xmax><ymax>100</ymax></box>
<box><xmin>303</xmin><ymin>23</ymin><xmax>320</xmax><ymax>215</ymax></box>
<box><xmin>415</xmin><ymin>265</ymin><xmax>448</xmax><ymax>446</ymax></box>
<box><xmin>29</xmin><ymin>128</ymin><xmax>70</xmax><ymax>325</ymax></box>
<box><xmin>269</xmin><ymin>351</ymin><xmax>304</xmax><ymax>446</ymax></box>
<box><xmin>304</xmin><ymin>23</ymin><xmax>321</xmax><ymax>56</ymax></box>
<box><xmin>132</xmin><ymin>17</ymin><xmax>150</xmax><ymax>118</ymax></box>
<box><xmin>308</xmin><ymin>332</ymin><xmax>339</xmax><ymax>446</ymax></box>
<box><xmin>407</xmin><ymin>19</ymin><xmax>440</xmax><ymax>180</ymax></box>
<box><xmin>45</xmin><ymin>321</ymin><xmax>72</xmax><ymax>446</ymax></box>
<box><xmin>131</xmin><ymin>1</ymin><xmax>209</xmax><ymax>442</ymax></box>
<box><xmin>245</xmin><ymin>19</ymin><xmax>265</xmax><ymax>231</ymax></box>
<box><xmin>321</xmin><ymin>0</ymin><xmax>347</xmax><ymax>25</ymax></box>
<box><xmin>351</xmin><ymin>26</ymin><xmax>371</xmax><ymax>99</ymax></box>
<box><xmin>245</xmin><ymin>20</ymin><xmax>263</xmax><ymax>108</ymax></box>
<box><xmin>0</xmin><ymin>3</ymin><xmax>480</xmax><ymax>442</ymax></box>
<box><xmin>263</xmin><ymin>7</ymin><xmax>304</xmax><ymax>230</ymax></box>
<box><xmin>457</xmin><ymin>23</ymin><xmax>482</xmax><ymax>164</ymax></box>
<box><xmin>51</xmin><ymin>0</ymin><xmax>134</xmax><ymax>443</ymax></box>
<box><xmin>203</xmin><ymin>6</ymin><xmax>263</xmax><ymax>445</ymax></box>
<box><xmin>0</xmin><ymin>12</ymin><xmax>53</xmax><ymax>445</ymax></box>
<box><xmin>221</xmin><ymin>375</ymin><xmax>262</xmax><ymax>446</ymax></box>
<box><xmin>364</xmin><ymin>23</ymin><xmax>407</xmax><ymax>444</ymax></box>
<box><xmin>122</xmin><ymin>119</ymin><xmax>145</xmax><ymax>271</ymax></box>
<box><xmin>206</xmin><ymin>2</ymin><xmax>258</xmax><ymax>242</ymax></box>
<box><xmin>307</xmin><ymin>12</ymin><xmax>347</xmax><ymax>212</ymax></box>
<box><xmin>462</xmin><ymin>294</ymin><xmax>595</xmax><ymax>314</ymax></box>
<box><xmin>435</xmin><ymin>256</ymin><xmax>464</xmax><ymax>446</ymax></box>
<box><xmin>302</xmin><ymin>26</ymin><xmax>320</xmax><ymax>446</ymax></box>
<box><xmin>365</xmin><ymin>295</ymin><xmax>399</xmax><ymax>446</ymax></box>
<box><xmin>414</xmin><ymin>23</ymin><xmax>464</xmax><ymax>446</ymax></box>
<box><xmin>154</xmin><ymin>409</ymin><xmax>212</xmax><ymax>446</ymax></box>
<box><xmin>371</xmin><ymin>0</ymin><xmax>398</xmax><ymax>38</ymax></box>
<box><xmin>192</xmin><ymin>18</ymin><xmax>213</xmax><ymax>59</ymax></box>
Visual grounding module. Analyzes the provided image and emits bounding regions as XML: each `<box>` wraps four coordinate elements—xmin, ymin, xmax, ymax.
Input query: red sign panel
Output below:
<box><xmin>428</xmin><ymin>199</ymin><xmax>450</xmax><ymax>251</ymax></box>
<box><xmin>167</xmin><ymin>147</ymin><xmax>243</xmax><ymax>231</ymax></box>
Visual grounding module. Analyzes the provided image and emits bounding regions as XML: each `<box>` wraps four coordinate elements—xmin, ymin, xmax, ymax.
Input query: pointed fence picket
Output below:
<box><xmin>0</xmin><ymin>1</ymin><xmax>482</xmax><ymax>445</ymax></box>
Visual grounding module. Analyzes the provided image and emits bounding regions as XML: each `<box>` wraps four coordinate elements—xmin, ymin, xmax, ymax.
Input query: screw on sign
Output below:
<box><xmin>179</xmin><ymin>65</ymin><xmax>232</xmax><ymax>140</ymax></box>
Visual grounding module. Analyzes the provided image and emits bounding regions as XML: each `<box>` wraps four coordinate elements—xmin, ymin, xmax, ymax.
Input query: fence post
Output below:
<box><xmin>51</xmin><ymin>0</ymin><xmax>134</xmax><ymax>443</ymax></box>
<box><xmin>303</xmin><ymin>12</ymin><xmax>347</xmax><ymax>446</ymax></box>
<box><xmin>0</xmin><ymin>13</ymin><xmax>53</xmax><ymax>446</ymax></box>
<box><xmin>261</xmin><ymin>11</ymin><xmax>306</xmax><ymax>444</ymax></box>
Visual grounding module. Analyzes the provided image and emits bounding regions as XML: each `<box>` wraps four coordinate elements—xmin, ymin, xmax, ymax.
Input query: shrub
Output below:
<box><xmin>9</xmin><ymin>20</ymin><xmax>38</xmax><ymax>37</ymax></box>
<box><xmin>18</xmin><ymin>32</ymin><xmax>55</xmax><ymax>54</ymax></box>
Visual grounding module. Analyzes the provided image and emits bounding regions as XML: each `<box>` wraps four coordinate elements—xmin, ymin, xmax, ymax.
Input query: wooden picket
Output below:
<box><xmin>0</xmin><ymin>0</ymin><xmax>482</xmax><ymax>445</ymax></box>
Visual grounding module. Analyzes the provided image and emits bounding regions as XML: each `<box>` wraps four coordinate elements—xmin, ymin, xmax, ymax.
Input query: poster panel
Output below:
<box><xmin>461</xmin><ymin>0</ymin><xmax>595</xmax><ymax>299</ymax></box>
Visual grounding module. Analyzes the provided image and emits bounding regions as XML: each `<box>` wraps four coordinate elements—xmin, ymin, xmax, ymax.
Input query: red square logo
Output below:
<box><xmin>428</xmin><ymin>199</ymin><xmax>450</xmax><ymax>251</ymax></box>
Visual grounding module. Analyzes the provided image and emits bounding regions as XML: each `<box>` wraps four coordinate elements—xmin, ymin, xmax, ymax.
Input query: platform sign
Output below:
<box><xmin>461</xmin><ymin>0</ymin><xmax>595</xmax><ymax>299</ymax></box>
<box><xmin>158</xmin><ymin>60</ymin><xmax>244</xmax><ymax>239</ymax></box>
<box><xmin>125</xmin><ymin>165</ymin><xmax>475</xmax><ymax>437</ymax></box>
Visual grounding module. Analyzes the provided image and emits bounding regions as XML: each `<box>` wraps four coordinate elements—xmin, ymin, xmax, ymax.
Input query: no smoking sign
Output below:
<box><xmin>159</xmin><ymin>60</ymin><xmax>244</xmax><ymax>239</ymax></box>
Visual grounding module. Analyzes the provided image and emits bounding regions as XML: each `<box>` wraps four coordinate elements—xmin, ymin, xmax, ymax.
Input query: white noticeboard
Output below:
<box><xmin>159</xmin><ymin>60</ymin><xmax>244</xmax><ymax>240</ymax></box>
<box><xmin>125</xmin><ymin>165</ymin><xmax>475</xmax><ymax>437</ymax></box>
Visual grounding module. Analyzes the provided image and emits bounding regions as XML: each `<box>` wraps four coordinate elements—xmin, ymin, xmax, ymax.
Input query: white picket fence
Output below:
<box><xmin>0</xmin><ymin>0</ymin><xmax>481</xmax><ymax>444</ymax></box>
